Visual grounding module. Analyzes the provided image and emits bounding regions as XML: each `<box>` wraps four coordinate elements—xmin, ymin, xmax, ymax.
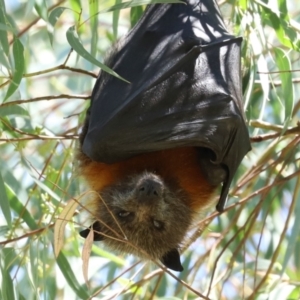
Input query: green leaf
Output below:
<box><xmin>91</xmin><ymin>244</ymin><xmax>126</xmax><ymax>266</ymax></box>
<box><xmin>258</xmin><ymin>0</ymin><xmax>299</xmax><ymax>51</ymax></box>
<box><xmin>25</xmin><ymin>0</ymin><xmax>36</xmax><ymax>17</ymax></box>
<box><xmin>130</xmin><ymin>5</ymin><xmax>144</xmax><ymax>28</ymax></box>
<box><xmin>0</xmin><ymin>44</ymin><xmax>10</xmax><ymax>69</ymax></box>
<box><xmin>6</xmin><ymin>184</ymin><xmax>38</xmax><ymax>230</ymax></box>
<box><xmin>256</xmin><ymin>54</ymin><xmax>269</xmax><ymax>127</ymax></box>
<box><xmin>274</xmin><ymin>48</ymin><xmax>294</xmax><ymax>123</ymax></box>
<box><xmin>48</xmin><ymin>7</ymin><xmax>68</xmax><ymax>27</ymax></box>
<box><xmin>89</xmin><ymin>0</ymin><xmax>98</xmax><ymax>57</ymax></box>
<box><xmin>281</xmin><ymin>176</ymin><xmax>300</xmax><ymax>276</ymax></box>
<box><xmin>277</xmin><ymin>0</ymin><xmax>288</xmax><ymax>19</ymax></box>
<box><xmin>0</xmin><ymin>23</ymin><xmax>17</xmax><ymax>35</ymax></box>
<box><xmin>56</xmin><ymin>252</ymin><xmax>90</xmax><ymax>299</ymax></box>
<box><xmin>99</xmin><ymin>0</ymin><xmax>183</xmax><ymax>14</ymax></box>
<box><xmin>34</xmin><ymin>0</ymin><xmax>48</xmax><ymax>21</ymax></box>
<box><xmin>1</xmin><ymin>265</ymin><xmax>15</xmax><ymax>300</ymax></box>
<box><xmin>243</xmin><ymin>57</ymin><xmax>256</xmax><ymax>112</ymax></box>
<box><xmin>0</xmin><ymin>105</ymin><xmax>29</xmax><ymax>117</ymax></box>
<box><xmin>19</xmin><ymin>157</ymin><xmax>61</xmax><ymax>205</ymax></box>
<box><xmin>0</xmin><ymin>0</ymin><xmax>9</xmax><ymax>55</ymax></box>
<box><xmin>0</xmin><ymin>249</ymin><xmax>16</xmax><ymax>300</ymax></box>
<box><xmin>69</xmin><ymin>0</ymin><xmax>82</xmax><ymax>14</ymax></box>
<box><xmin>0</xmin><ymin>172</ymin><xmax>11</xmax><ymax>227</ymax></box>
<box><xmin>4</xmin><ymin>39</ymin><xmax>25</xmax><ymax>102</ymax></box>
<box><xmin>66</xmin><ymin>25</ymin><xmax>129</xmax><ymax>82</ymax></box>
<box><xmin>35</xmin><ymin>0</ymin><xmax>54</xmax><ymax>44</ymax></box>
<box><xmin>113</xmin><ymin>0</ymin><xmax>122</xmax><ymax>39</ymax></box>
<box><xmin>239</xmin><ymin>0</ymin><xmax>247</xmax><ymax>10</ymax></box>
<box><xmin>32</xmin><ymin>178</ymin><xmax>61</xmax><ymax>203</ymax></box>
<box><xmin>0</xmin><ymin>226</ymin><xmax>9</xmax><ymax>237</ymax></box>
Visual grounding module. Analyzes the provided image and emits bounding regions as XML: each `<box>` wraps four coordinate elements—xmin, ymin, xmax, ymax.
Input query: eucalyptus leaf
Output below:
<box><xmin>274</xmin><ymin>47</ymin><xmax>294</xmax><ymax>124</ymax></box>
<box><xmin>66</xmin><ymin>25</ymin><xmax>129</xmax><ymax>82</ymax></box>
<box><xmin>0</xmin><ymin>171</ymin><xmax>11</xmax><ymax>227</ymax></box>
<box><xmin>4</xmin><ymin>39</ymin><xmax>25</xmax><ymax>102</ymax></box>
<box><xmin>48</xmin><ymin>7</ymin><xmax>68</xmax><ymax>27</ymax></box>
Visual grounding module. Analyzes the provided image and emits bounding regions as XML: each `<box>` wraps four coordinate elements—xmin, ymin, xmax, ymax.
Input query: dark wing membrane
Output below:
<box><xmin>82</xmin><ymin>0</ymin><xmax>251</xmax><ymax>211</ymax></box>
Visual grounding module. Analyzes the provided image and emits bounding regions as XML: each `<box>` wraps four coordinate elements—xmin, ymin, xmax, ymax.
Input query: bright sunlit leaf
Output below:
<box><xmin>54</xmin><ymin>199</ymin><xmax>79</xmax><ymax>257</ymax></box>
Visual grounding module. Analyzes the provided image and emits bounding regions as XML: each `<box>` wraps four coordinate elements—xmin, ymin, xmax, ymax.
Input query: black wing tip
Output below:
<box><xmin>79</xmin><ymin>222</ymin><xmax>104</xmax><ymax>241</ymax></box>
<box><xmin>216</xmin><ymin>194</ymin><xmax>228</xmax><ymax>212</ymax></box>
<box><xmin>161</xmin><ymin>248</ymin><xmax>184</xmax><ymax>272</ymax></box>
<box><xmin>79</xmin><ymin>228</ymin><xmax>90</xmax><ymax>238</ymax></box>
<box><xmin>216</xmin><ymin>201</ymin><xmax>225</xmax><ymax>212</ymax></box>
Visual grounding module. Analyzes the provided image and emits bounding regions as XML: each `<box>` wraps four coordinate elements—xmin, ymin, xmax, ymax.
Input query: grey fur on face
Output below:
<box><xmin>80</xmin><ymin>171</ymin><xmax>193</xmax><ymax>270</ymax></box>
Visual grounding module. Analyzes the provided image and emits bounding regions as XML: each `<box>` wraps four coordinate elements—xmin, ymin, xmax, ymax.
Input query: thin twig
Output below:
<box><xmin>255</xmin><ymin>78</ymin><xmax>300</xmax><ymax>86</ymax></box>
<box><xmin>250</xmin><ymin>123</ymin><xmax>300</xmax><ymax>142</ymax></box>
<box><xmin>0</xmin><ymin>94</ymin><xmax>90</xmax><ymax>108</ymax></box>
<box><xmin>0</xmin><ymin>225</ymin><xmax>53</xmax><ymax>245</ymax></box>
<box><xmin>0</xmin><ymin>136</ymin><xmax>78</xmax><ymax>142</ymax></box>
<box><xmin>249</xmin><ymin>120</ymin><xmax>289</xmax><ymax>132</ymax></box>
<box><xmin>23</xmin><ymin>65</ymin><xmax>97</xmax><ymax>79</ymax></box>
<box><xmin>257</xmin><ymin>69</ymin><xmax>300</xmax><ymax>74</ymax></box>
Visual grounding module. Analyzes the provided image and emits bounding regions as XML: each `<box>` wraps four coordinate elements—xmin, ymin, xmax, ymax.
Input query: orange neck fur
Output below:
<box><xmin>81</xmin><ymin>147</ymin><xmax>215</xmax><ymax>211</ymax></box>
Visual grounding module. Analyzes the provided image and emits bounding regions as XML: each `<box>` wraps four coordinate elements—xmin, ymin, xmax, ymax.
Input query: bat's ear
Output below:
<box><xmin>79</xmin><ymin>221</ymin><xmax>104</xmax><ymax>241</ymax></box>
<box><xmin>160</xmin><ymin>248</ymin><xmax>183</xmax><ymax>272</ymax></box>
<box><xmin>197</xmin><ymin>148</ymin><xmax>226</xmax><ymax>186</ymax></box>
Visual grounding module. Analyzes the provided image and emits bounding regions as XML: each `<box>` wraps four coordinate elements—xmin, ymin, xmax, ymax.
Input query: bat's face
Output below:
<box><xmin>80</xmin><ymin>171</ymin><xmax>193</xmax><ymax>271</ymax></box>
<box><xmin>79</xmin><ymin>146</ymin><xmax>216</xmax><ymax>271</ymax></box>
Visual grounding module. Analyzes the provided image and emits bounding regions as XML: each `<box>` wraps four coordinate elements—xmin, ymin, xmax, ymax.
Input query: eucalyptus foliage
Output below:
<box><xmin>0</xmin><ymin>0</ymin><xmax>299</xmax><ymax>299</ymax></box>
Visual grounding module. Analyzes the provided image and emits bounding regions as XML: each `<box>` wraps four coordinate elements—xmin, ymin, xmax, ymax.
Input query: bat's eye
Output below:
<box><xmin>118</xmin><ymin>211</ymin><xmax>132</xmax><ymax>218</ymax></box>
<box><xmin>153</xmin><ymin>220</ymin><xmax>164</xmax><ymax>230</ymax></box>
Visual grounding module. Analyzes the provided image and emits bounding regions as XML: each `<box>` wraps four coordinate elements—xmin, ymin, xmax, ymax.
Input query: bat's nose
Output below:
<box><xmin>137</xmin><ymin>178</ymin><xmax>163</xmax><ymax>201</ymax></box>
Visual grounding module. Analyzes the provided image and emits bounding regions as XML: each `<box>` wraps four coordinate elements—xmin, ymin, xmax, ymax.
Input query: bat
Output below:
<box><xmin>78</xmin><ymin>0</ymin><xmax>251</xmax><ymax>271</ymax></box>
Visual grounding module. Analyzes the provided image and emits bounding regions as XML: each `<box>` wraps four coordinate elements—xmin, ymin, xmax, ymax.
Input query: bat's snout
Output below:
<box><xmin>136</xmin><ymin>177</ymin><xmax>164</xmax><ymax>203</ymax></box>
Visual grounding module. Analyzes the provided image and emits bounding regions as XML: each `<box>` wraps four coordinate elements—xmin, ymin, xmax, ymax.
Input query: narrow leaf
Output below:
<box><xmin>1</xmin><ymin>249</ymin><xmax>16</xmax><ymax>300</ymax></box>
<box><xmin>89</xmin><ymin>0</ymin><xmax>98</xmax><ymax>57</ymax></box>
<box><xmin>99</xmin><ymin>0</ymin><xmax>183</xmax><ymax>14</ymax></box>
<box><xmin>4</xmin><ymin>39</ymin><xmax>25</xmax><ymax>101</ymax></box>
<box><xmin>0</xmin><ymin>264</ymin><xmax>15</xmax><ymax>300</ymax></box>
<box><xmin>239</xmin><ymin>0</ymin><xmax>247</xmax><ymax>10</ymax></box>
<box><xmin>0</xmin><ymin>105</ymin><xmax>29</xmax><ymax>117</ymax></box>
<box><xmin>113</xmin><ymin>0</ymin><xmax>122</xmax><ymax>38</ymax></box>
<box><xmin>274</xmin><ymin>48</ymin><xmax>294</xmax><ymax>123</ymax></box>
<box><xmin>56</xmin><ymin>252</ymin><xmax>89</xmax><ymax>299</ymax></box>
<box><xmin>280</xmin><ymin>175</ymin><xmax>300</xmax><ymax>276</ymax></box>
<box><xmin>243</xmin><ymin>58</ymin><xmax>256</xmax><ymax>112</ymax></box>
<box><xmin>0</xmin><ymin>23</ymin><xmax>17</xmax><ymax>34</ymax></box>
<box><xmin>54</xmin><ymin>199</ymin><xmax>79</xmax><ymax>257</ymax></box>
<box><xmin>258</xmin><ymin>1</ymin><xmax>299</xmax><ymax>51</ymax></box>
<box><xmin>277</xmin><ymin>0</ymin><xmax>288</xmax><ymax>19</ymax></box>
<box><xmin>130</xmin><ymin>6</ymin><xmax>144</xmax><ymax>28</ymax></box>
<box><xmin>0</xmin><ymin>44</ymin><xmax>10</xmax><ymax>69</ymax></box>
<box><xmin>69</xmin><ymin>0</ymin><xmax>82</xmax><ymax>14</ymax></box>
<box><xmin>82</xmin><ymin>229</ymin><xmax>94</xmax><ymax>286</ymax></box>
<box><xmin>34</xmin><ymin>0</ymin><xmax>48</xmax><ymax>21</ymax></box>
<box><xmin>91</xmin><ymin>245</ymin><xmax>125</xmax><ymax>266</ymax></box>
<box><xmin>6</xmin><ymin>184</ymin><xmax>38</xmax><ymax>230</ymax></box>
<box><xmin>25</xmin><ymin>0</ymin><xmax>36</xmax><ymax>17</ymax></box>
<box><xmin>66</xmin><ymin>25</ymin><xmax>129</xmax><ymax>82</ymax></box>
<box><xmin>0</xmin><ymin>0</ymin><xmax>9</xmax><ymax>55</ymax></box>
<box><xmin>48</xmin><ymin>7</ymin><xmax>67</xmax><ymax>27</ymax></box>
<box><xmin>32</xmin><ymin>178</ymin><xmax>60</xmax><ymax>202</ymax></box>
<box><xmin>0</xmin><ymin>172</ymin><xmax>11</xmax><ymax>227</ymax></box>
<box><xmin>257</xmin><ymin>54</ymin><xmax>269</xmax><ymax>125</ymax></box>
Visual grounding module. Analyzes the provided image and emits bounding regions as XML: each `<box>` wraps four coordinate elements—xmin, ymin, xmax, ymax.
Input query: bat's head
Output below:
<box><xmin>80</xmin><ymin>171</ymin><xmax>193</xmax><ymax>271</ymax></box>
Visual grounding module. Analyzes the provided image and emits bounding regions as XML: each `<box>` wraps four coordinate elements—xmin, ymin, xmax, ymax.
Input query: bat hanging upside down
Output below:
<box><xmin>78</xmin><ymin>146</ymin><xmax>216</xmax><ymax>271</ymax></box>
<box><xmin>78</xmin><ymin>0</ymin><xmax>251</xmax><ymax>271</ymax></box>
